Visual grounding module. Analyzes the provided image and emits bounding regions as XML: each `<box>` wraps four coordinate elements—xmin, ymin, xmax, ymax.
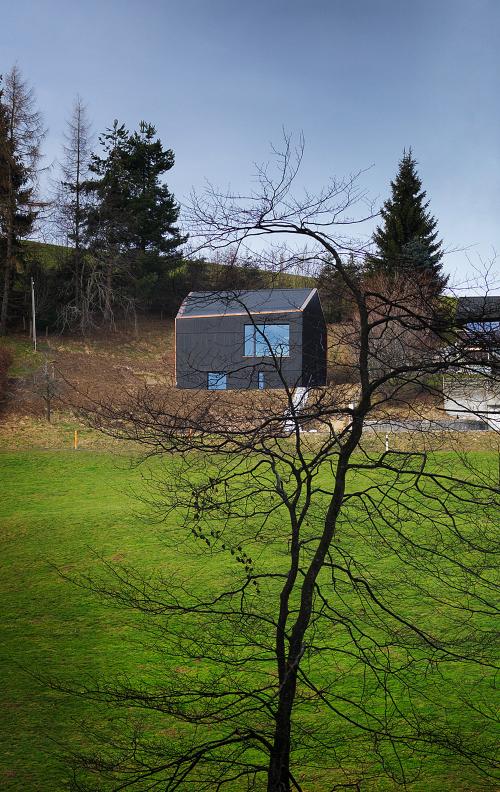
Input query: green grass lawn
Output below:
<box><xmin>0</xmin><ymin>450</ymin><xmax>497</xmax><ymax>790</ymax></box>
<box><xmin>0</xmin><ymin>451</ymin><xmax>168</xmax><ymax>790</ymax></box>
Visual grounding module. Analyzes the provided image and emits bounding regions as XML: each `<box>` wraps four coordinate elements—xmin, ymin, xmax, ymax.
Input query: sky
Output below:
<box><xmin>2</xmin><ymin>0</ymin><xmax>499</xmax><ymax>286</ymax></box>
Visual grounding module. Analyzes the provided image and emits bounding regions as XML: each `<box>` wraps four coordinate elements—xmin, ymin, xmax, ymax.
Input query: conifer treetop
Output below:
<box><xmin>369</xmin><ymin>149</ymin><xmax>446</xmax><ymax>294</ymax></box>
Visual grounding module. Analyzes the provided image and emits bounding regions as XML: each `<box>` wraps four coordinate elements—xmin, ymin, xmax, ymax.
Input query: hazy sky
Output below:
<box><xmin>2</xmin><ymin>0</ymin><xmax>499</xmax><ymax>284</ymax></box>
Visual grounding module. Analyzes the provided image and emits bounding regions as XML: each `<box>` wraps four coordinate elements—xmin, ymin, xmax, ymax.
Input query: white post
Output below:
<box><xmin>385</xmin><ymin>433</ymin><xmax>389</xmax><ymax>452</ymax></box>
<box><xmin>31</xmin><ymin>277</ymin><xmax>37</xmax><ymax>352</ymax></box>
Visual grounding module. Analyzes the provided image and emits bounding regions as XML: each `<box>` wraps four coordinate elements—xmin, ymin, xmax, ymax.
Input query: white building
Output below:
<box><xmin>442</xmin><ymin>296</ymin><xmax>500</xmax><ymax>429</ymax></box>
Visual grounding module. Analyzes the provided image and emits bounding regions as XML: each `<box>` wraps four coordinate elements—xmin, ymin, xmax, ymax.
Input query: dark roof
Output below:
<box><xmin>456</xmin><ymin>296</ymin><xmax>500</xmax><ymax>322</ymax></box>
<box><xmin>177</xmin><ymin>288</ymin><xmax>317</xmax><ymax>318</ymax></box>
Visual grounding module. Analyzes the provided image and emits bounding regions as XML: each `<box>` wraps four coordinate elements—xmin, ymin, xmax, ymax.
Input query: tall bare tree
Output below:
<box><xmin>57</xmin><ymin>140</ymin><xmax>499</xmax><ymax>792</ymax></box>
<box><xmin>0</xmin><ymin>65</ymin><xmax>44</xmax><ymax>335</ymax></box>
<box><xmin>55</xmin><ymin>96</ymin><xmax>92</xmax><ymax>329</ymax></box>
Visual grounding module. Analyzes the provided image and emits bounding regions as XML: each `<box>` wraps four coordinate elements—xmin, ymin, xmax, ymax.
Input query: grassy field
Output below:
<box><xmin>0</xmin><ymin>452</ymin><xmax>149</xmax><ymax>789</ymax></box>
<box><xmin>0</xmin><ymin>449</ymin><xmax>498</xmax><ymax>791</ymax></box>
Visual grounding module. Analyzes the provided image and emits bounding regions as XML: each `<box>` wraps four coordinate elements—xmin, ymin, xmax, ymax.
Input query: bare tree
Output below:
<box><xmin>55</xmin><ymin>96</ymin><xmax>93</xmax><ymax>330</ymax></box>
<box><xmin>56</xmin><ymin>140</ymin><xmax>499</xmax><ymax>792</ymax></box>
<box><xmin>0</xmin><ymin>65</ymin><xmax>45</xmax><ymax>335</ymax></box>
<box><xmin>32</xmin><ymin>356</ymin><xmax>61</xmax><ymax>421</ymax></box>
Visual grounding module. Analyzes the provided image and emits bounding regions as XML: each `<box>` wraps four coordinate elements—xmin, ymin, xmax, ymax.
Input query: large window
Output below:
<box><xmin>244</xmin><ymin>324</ymin><xmax>290</xmax><ymax>357</ymax></box>
<box><xmin>207</xmin><ymin>372</ymin><xmax>227</xmax><ymax>390</ymax></box>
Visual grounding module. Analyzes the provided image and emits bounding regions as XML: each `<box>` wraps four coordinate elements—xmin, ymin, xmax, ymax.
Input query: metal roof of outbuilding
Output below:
<box><xmin>176</xmin><ymin>288</ymin><xmax>317</xmax><ymax>318</ymax></box>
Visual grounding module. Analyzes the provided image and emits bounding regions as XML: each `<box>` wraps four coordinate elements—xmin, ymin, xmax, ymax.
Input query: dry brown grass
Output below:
<box><xmin>0</xmin><ymin>317</ymin><xmax>496</xmax><ymax>453</ymax></box>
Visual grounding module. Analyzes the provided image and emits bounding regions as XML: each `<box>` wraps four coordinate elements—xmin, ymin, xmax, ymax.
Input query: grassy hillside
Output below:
<box><xmin>23</xmin><ymin>240</ymin><xmax>316</xmax><ymax>309</ymax></box>
<box><xmin>24</xmin><ymin>240</ymin><xmax>315</xmax><ymax>284</ymax></box>
<box><xmin>0</xmin><ymin>317</ymin><xmax>174</xmax><ymax>428</ymax></box>
<box><xmin>23</xmin><ymin>240</ymin><xmax>67</xmax><ymax>270</ymax></box>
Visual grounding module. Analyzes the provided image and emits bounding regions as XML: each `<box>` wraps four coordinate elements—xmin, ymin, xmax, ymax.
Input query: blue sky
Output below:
<box><xmin>2</xmin><ymin>0</ymin><xmax>499</xmax><ymax>284</ymax></box>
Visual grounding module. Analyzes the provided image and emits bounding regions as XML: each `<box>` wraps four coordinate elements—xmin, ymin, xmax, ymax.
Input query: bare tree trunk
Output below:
<box><xmin>268</xmin><ymin>676</ymin><xmax>296</xmax><ymax>791</ymax></box>
<box><xmin>0</xmin><ymin>255</ymin><xmax>9</xmax><ymax>335</ymax></box>
<box><xmin>104</xmin><ymin>261</ymin><xmax>113</xmax><ymax>326</ymax></box>
<box><xmin>73</xmin><ymin>101</ymin><xmax>82</xmax><ymax>312</ymax></box>
<box><xmin>54</xmin><ymin>96</ymin><xmax>91</xmax><ymax>332</ymax></box>
<box><xmin>0</xmin><ymin>200</ymin><xmax>13</xmax><ymax>336</ymax></box>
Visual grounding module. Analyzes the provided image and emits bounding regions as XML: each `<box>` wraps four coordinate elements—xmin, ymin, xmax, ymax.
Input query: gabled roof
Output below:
<box><xmin>456</xmin><ymin>296</ymin><xmax>500</xmax><ymax>322</ymax></box>
<box><xmin>176</xmin><ymin>288</ymin><xmax>318</xmax><ymax>318</ymax></box>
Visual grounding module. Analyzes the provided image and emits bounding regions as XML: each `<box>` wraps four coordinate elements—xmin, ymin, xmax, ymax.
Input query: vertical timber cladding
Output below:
<box><xmin>301</xmin><ymin>291</ymin><xmax>327</xmax><ymax>386</ymax></box>
<box><xmin>176</xmin><ymin>310</ymin><xmax>304</xmax><ymax>389</ymax></box>
<box><xmin>175</xmin><ymin>288</ymin><xmax>328</xmax><ymax>390</ymax></box>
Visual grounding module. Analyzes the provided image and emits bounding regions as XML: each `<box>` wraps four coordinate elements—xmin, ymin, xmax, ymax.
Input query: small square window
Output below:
<box><xmin>208</xmin><ymin>372</ymin><xmax>227</xmax><ymax>390</ymax></box>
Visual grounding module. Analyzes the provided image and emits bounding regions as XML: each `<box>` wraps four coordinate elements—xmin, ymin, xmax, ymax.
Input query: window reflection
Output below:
<box><xmin>244</xmin><ymin>324</ymin><xmax>290</xmax><ymax>356</ymax></box>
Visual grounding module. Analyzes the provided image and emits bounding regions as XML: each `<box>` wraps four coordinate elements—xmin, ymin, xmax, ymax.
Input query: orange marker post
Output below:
<box><xmin>74</xmin><ymin>430</ymin><xmax>78</xmax><ymax>450</ymax></box>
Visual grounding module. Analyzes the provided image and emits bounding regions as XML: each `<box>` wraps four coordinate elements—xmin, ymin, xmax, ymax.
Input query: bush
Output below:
<box><xmin>0</xmin><ymin>346</ymin><xmax>12</xmax><ymax>404</ymax></box>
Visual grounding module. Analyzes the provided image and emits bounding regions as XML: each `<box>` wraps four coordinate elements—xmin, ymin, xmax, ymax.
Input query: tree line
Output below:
<box><xmin>0</xmin><ymin>65</ymin><xmax>189</xmax><ymax>334</ymax></box>
<box><xmin>0</xmin><ymin>64</ymin><xmax>448</xmax><ymax>336</ymax></box>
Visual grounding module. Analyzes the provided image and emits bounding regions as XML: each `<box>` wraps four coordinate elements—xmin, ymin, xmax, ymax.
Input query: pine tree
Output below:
<box><xmin>126</xmin><ymin>121</ymin><xmax>186</xmax><ymax>255</ymax></box>
<box><xmin>85</xmin><ymin>119</ymin><xmax>132</xmax><ymax>251</ymax></box>
<box><xmin>368</xmin><ymin>149</ymin><xmax>446</xmax><ymax>295</ymax></box>
<box><xmin>124</xmin><ymin>121</ymin><xmax>187</xmax><ymax>308</ymax></box>
<box><xmin>83</xmin><ymin>120</ymin><xmax>136</xmax><ymax>326</ymax></box>
<box><xmin>318</xmin><ymin>253</ymin><xmax>360</xmax><ymax>322</ymax></box>
<box><xmin>83</xmin><ymin>120</ymin><xmax>186</xmax><ymax>325</ymax></box>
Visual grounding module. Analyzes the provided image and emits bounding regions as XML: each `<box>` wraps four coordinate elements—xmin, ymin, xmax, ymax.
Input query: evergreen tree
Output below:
<box><xmin>126</xmin><ymin>121</ymin><xmax>186</xmax><ymax>256</ymax></box>
<box><xmin>83</xmin><ymin>120</ymin><xmax>137</xmax><ymax>326</ymax></box>
<box><xmin>125</xmin><ymin>121</ymin><xmax>187</xmax><ymax>309</ymax></box>
<box><xmin>317</xmin><ymin>253</ymin><xmax>360</xmax><ymax>322</ymax></box>
<box><xmin>83</xmin><ymin>120</ymin><xmax>186</xmax><ymax>325</ymax></box>
<box><xmin>85</xmin><ymin>120</ymin><xmax>133</xmax><ymax>251</ymax></box>
<box><xmin>368</xmin><ymin>149</ymin><xmax>446</xmax><ymax>295</ymax></box>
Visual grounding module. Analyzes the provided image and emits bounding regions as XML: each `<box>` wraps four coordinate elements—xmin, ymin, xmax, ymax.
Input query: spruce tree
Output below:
<box><xmin>368</xmin><ymin>149</ymin><xmax>446</xmax><ymax>294</ymax></box>
<box><xmin>83</xmin><ymin>120</ymin><xmax>186</xmax><ymax>325</ymax></box>
<box><xmin>125</xmin><ymin>121</ymin><xmax>187</xmax><ymax>308</ymax></box>
<box><xmin>126</xmin><ymin>121</ymin><xmax>186</xmax><ymax>256</ymax></box>
<box><xmin>83</xmin><ymin>120</ymin><xmax>133</xmax><ymax>326</ymax></box>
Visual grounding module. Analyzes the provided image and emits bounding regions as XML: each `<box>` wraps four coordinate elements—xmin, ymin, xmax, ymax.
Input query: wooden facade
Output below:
<box><xmin>175</xmin><ymin>288</ymin><xmax>327</xmax><ymax>390</ymax></box>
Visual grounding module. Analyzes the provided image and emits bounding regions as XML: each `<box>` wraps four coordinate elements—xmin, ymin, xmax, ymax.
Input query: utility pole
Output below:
<box><xmin>31</xmin><ymin>277</ymin><xmax>37</xmax><ymax>352</ymax></box>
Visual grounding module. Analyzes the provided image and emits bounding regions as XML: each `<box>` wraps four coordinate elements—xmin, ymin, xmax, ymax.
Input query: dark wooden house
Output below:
<box><xmin>175</xmin><ymin>288</ymin><xmax>327</xmax><ymax>390</ymax></box>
